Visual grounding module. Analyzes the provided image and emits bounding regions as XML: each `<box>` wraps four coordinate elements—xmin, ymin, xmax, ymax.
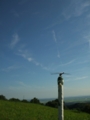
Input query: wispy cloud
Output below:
<box><xmin>17</xmin><ymin>49</ymin><xmax>50</xmax><ymax>71</ymax></box>
<box><xmin>74</xmin><ymin>1</ymin><xmax>90</xmax><ymax>16</ymax></box>
<box><xmin>66</xmin><ymin>76</ymin><xmax>88</xmax><ymax>82</ymax></box>
<box><xmin>17</xmin><ymin>49</ymin><xmax>33</xmax><ymax>62</ymax></box>
<box><xmin>63</xmin><ymin>37</ymin><xmax>87</xmax><ymax>52</ymax></box>
<box><xmin>2</xmin><ymin>65</ymin><xmax>19</xmax><ymax>72</ymax></box>
<box><xmin>60</xmin><ymin>59</ymin><xmax>76</xmax><ymax>66</ymax></box>
<box><xmin>87</xmin><ymin>14</ymin><xmax>90</xmax><ymax>18</ymax></box>
<box><xmin>62</xmin><ymin>0</ymin><xmax>90</xmax><ymax>20</ymax></box>
<box><xmin>84</xmin><ymin>33</ymin><xmax>90</xmax><ymax>52</ymax></box>
<box><xmin>52</xmin><ymin>30</ymin><xmax>60</xmax><ymax>58</ymax></box>
<box><xmin>49</xmin><ymin>59</ymin><xmax>76</xmax><ymax>71</ymax></box>
<box><xmin>77</xmin><ymin>60</ymin><xmax>89</xmax><ymax>64</ymax></box>
<box><xmin>10</xmin><ymin>33</ymin><xmax>19</xmax><ymax>48</ymax></box>
<box><xmin>52</xmin><ymin>30</ymin><xmax>57</xmax><ymax>43</ymax></box>
<box><xmin>75</xmin><ymin>76</ymin><xmax>88</xmax><ymax>80</ymax></box>
<box><xmin>9</xmin><ymin>81</ymin><xmax>29</xmax><ymax>90</ymax></box>
<box><xmin>88</xmin><ymin>40</ymin><xmax>90</xmax><ymax>52</ymax></box>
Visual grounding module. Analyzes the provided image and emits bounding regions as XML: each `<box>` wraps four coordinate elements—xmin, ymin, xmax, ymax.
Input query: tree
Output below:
<box><xmin>9</xmin><ymin>98</ymin><xmax>20</xmax><ymax>102</ymax></box>
<box><xmin>45</xmin><ymin>99</ymin><xmax>66</xmax><ymax>108</ymax></box>
<box><xmin>0</xmin><ymin>95</ymin><xmax>7</xmax><ymax>100</ymax></box>
<box><xmin>30</xmin><ymin>97</ymin><xmax>40</xmax><ymax>104</ymax></box>
<box><xmin>82</xmin><ymin>104</ymin><xmax>90</xmax><ymax>114</ymax></box>
<box><xmin>45</xmin><ymin>99</ymin><xmax>58</xmax><ymax>108</ymax></box>
<box><xmin>21</xmin><ymin>99</ymin><xmax>28</xmax><ymax>103</ymax></box>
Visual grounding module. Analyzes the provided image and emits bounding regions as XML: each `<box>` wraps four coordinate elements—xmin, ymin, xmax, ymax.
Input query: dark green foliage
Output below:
<box><xmin>45</xmin><ymin>99</ymin><xmax>67</xmax><ymax>109</ymax></box>
<box><xmin>64</xmin><ymin>102</ymin><xmax>69</xmax><ymax>109</ymax></box>
<box><xmin>68</xmin><ymin>103</ymin><xmax>85</xmax><ymax>110</ymax></box>
<box><xmin>40</xmin><ymin>103</ymin><xmax>44</xmax><ymax>105</ymax></box>
<box><xmin>0</xmin><ymin>95</ymin><xmax>7</xmax><ymax>100</ymax></box>
<box><xmin>21</xmin><ymin>99</ymin><xmax>28</xmax><ymax>103</ymax></box>
<box><xmin>9</xmin><ymin>98</ymin><xmax>21</xmax><ymax>102</ymax></box>
<box><xmin>68</xmin><ymin>103</ymin><xmax>90</xmax><ymax>114</ymax></box>
<box><xmin>30</xmin><ymin>97</ymin><xmax>40</xmax><ymax>104</ymax></box>
<box><xmin>45</xmin><ymin>99</ymin><xmax>58</xmax><ymax>108</ymax></box>
<box><xmin>82</xmin><ymin>104</ymin><xmax>90</xmax><ymax>113</ymax></box>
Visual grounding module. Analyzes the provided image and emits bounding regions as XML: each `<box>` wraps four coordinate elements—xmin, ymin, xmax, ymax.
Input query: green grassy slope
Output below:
<box><xmin>0</xmin><ymin>100</ymin><xmax>90</xmax><ymax>120</ymax></box>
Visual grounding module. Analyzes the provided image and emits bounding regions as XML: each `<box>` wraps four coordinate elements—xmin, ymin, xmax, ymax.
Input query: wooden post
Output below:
<box><xmin>58</xmin><ymin>76</ymin><xmax>64</xmax><ymax>120</ymax></box>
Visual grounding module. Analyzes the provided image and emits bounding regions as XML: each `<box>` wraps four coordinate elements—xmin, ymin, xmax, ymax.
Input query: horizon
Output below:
<box><xmin>0</xmin><ymin>0</ymin><xmax>90</xmax><ymax>99</ymax></box>
<box><xmin>1</xmin><ymin>94</ymin><xmax>90</xmax><ymax>100</ymax></box>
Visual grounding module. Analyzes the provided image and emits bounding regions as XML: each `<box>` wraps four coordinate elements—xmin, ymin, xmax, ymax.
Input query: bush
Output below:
<box><xmin>45</xmin><ymin>99</ymin><xmax>58</xmax><ymax>108</ymax></box>
<box><xmin>82</xmin><ymin>104</ymin><xmax>90</xmax><ymax>113</ymax></box>
<box><xmin>30</xmin><ymin>97</ymin><xmax>40</xmax><ymax>104</ymax></box>
<box><xmin>21</xmin><ymin>99</ymin><xmax>29</xmax><ymax>103</ymax></box>
<box><xmin>0</xmin><ymin>95</ymin><xmax>7</xmax><ymax>100</ymax></box>
<box><xmin>9</xmin><ymin>98</ymin><xmax>20</xmax><ymax>102</ymax></box>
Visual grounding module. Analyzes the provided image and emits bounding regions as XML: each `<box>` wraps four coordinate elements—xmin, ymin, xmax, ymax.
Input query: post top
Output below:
<box><xmin>58</xmin><ymin>76</ymin><xmax>63</xmax><ymax>80</ymax></box>
<box><xmin>57</xmin><ymin>76</ymin><xmax>64</xmax><ymax>85</ymax></box>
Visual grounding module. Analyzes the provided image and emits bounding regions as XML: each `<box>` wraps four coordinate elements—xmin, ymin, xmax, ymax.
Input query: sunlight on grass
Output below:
<box><xmin>0</xmin><ymin>100</ymin><xmax>90</xmax><ymax>120</ymax></box>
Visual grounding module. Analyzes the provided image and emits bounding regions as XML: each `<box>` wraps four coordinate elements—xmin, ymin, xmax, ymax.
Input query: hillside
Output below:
<box><xmin>0</xmin><ymin>100</ymin><xmax>90</xmax><ymax>120</ymax></box>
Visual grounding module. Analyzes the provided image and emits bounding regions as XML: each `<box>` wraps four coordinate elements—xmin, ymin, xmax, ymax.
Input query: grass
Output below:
<box><xmin>0</xmin><ymin>100</ymin><xmax>90</xmax><ymax>120</ymax></box>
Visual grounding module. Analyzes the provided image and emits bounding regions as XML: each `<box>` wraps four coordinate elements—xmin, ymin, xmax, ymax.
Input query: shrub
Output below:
<box><xmin>9</xmin><ymin>98</ymin><xmax>20</xmax><ymax>102</ymax></box>
<box><xmin>21</xmin><ymin>99</ymin><xmax>28</xmax><ymax>103</ymax></box>
<box><xmin>30</xmin><ymin>97</ymin><xmax>40</xmax><ymax>104</ymax></box>
<box><xmin>0</xmin><ymin>95</ymin><xmax>7</xmax><ymax>100</ymax></box>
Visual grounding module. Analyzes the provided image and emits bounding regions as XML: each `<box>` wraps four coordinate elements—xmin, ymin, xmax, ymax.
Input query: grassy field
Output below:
<box><xmin>0</xmin><ymin>100</ymin><xmax>90</xmax><ymax>120</ymax></box>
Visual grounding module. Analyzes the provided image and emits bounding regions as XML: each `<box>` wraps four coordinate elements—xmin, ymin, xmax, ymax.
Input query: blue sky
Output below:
<box><xmin>0</xmin><ymin>0</ymin><xmax>90</xmax><ymax>99</ymax></box>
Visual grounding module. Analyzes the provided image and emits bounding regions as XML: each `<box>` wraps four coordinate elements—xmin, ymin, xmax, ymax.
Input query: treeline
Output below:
<box><xmin>0</xmin><ymin>95</ymin><xmax>41</xmax><ymax>104</ymax></box>
<box><xmin>67</xmin><ymin>102</ymin><xmax>90</xmax><ymax>114</ymax></box>
<box><xmin>0</xmin><ymin>95</ymin><xmax>90</xmax><ymax>114</ymax></box>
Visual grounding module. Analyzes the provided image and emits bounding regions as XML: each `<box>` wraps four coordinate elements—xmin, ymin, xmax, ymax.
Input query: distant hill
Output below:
<box><xmin>64</xmin><ymin>95</ymin><xmax>90</xmax><ymax>103</ymax></box>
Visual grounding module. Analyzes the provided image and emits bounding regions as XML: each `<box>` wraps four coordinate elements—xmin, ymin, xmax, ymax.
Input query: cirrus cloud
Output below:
<box><xmin>10</xmin><ymin>33</ymin><xmax>19</xmax><ymax>48</ymax></box>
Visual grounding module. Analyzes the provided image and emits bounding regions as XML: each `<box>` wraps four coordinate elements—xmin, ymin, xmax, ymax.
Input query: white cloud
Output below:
<box><xmin>87</xmin><ymin>39</ymin><xmax>90</xmax><ymax>51</ymax></box>
<box><xmin>17</xmin><ymin>49</ymin><xmax>33</xmax><ymax>62</ymax></box>
<box><xmin>74</xmin><ymin>1</ymin><xmax>90</xmax><ymax>16</ymax></box>
<box><xmin>27</xmin><ymin>57</ymin><xmax>33</xmax><ymax>62</ymax></box>
<box><xmin>17</xmin><ymin>49</ymin><xmax>50</xmax><ymax>71</ymax></box>
<box><xmin>48</xmin><ymin>59</ymin><xmax>76</xmax><ymax>71</ymax></box>
<box><xmin>60</xmin><ymin>59</ymin><xmax>76</xmax><ymax>66</ymax></box>
<box><xmin>52</xmin><ymin>30</ymin><xmax>60</xmax><ymax>58</ymax></box>
<box><xmin>57</xmin><ymin>52</ymin><xmax>60</xmax><ymax>58</ymax></box>
<box><xmin>87</xmin><ymin>14</ymin><xmax>90</xmax><ymax>18</ymax></box>
<box><xmin>63</xmin><ymin>37</ymin><xmax>87</xmax><ymax>52</ymax></box>
<box><xmin>62</xmin><ymin>0</ymin><xmax>90</xmax><ymax>19</ymax></box>
<box><xmin>52</xmin><ymin>30</ymin><xmax>57</xmax><ymax>43</ymax></box>
<box><xmin>84</xmin><ymin>33</ymin><xmax>90</xmax><ymax>52</ymax></box>
<box><xmin>2</xmin><ymin>65</ymin><xmax>19</xmax><ymax>72</ymax></box>
<box><xmin>34</xmin><ymin>61</ymin><xmax>40</xmax><ymax>66</ymax></box>
<box><xmin>66</xmin><ymin>76</ymin><xmax>88</xmax><ymax>82</ymax></box>
<box><xmin>17</xmin><ymin>52</ymin><xmax>33</xmax><ymax>62</ymax></box>
<box><xmin>77</xmin><ymin>60</ymin><xmax>89</xmax><ymax>64</ymax></box>
<box><xmin>10</xmin><ymin>33</ymin><xmax>19</xmax><ymax>48</ymax></box>
<box><xmin>45</xmin><ymin>21</ymin><xmax>60</xmax><ymax>30</ymax></box>
<box><xmin>75</xmin><ymin>76</ymin><xmax>88</xmax><ymax>80</ymax></box>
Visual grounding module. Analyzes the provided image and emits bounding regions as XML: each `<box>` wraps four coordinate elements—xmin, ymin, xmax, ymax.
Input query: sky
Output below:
<box><xmin>0</xmin><ymin>0</ymin><xmax>90</xmax><ymax>100</ymax></box>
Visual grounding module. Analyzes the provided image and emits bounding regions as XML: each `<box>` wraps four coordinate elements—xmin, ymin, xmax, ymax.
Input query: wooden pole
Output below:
<box><xmin>58</xmin><ymin>76</ymin><xmax>64</xmax><ymax>120</ymax></box>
